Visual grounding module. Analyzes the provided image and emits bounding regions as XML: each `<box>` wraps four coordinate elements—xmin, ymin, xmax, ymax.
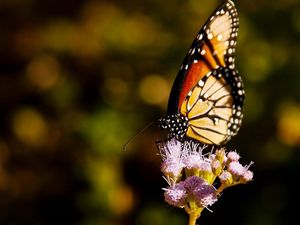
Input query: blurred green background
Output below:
<box><xmin>0</xmin><ymin>0</ymin><xmax>299</xmax><ymax>225</ymax></box>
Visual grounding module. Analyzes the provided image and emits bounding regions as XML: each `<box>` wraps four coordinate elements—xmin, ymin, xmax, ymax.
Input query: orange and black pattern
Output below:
<box><xmin>159</xmin><ymin>0</ymin><xmax>245</xmax><ymax>145</ymax></box>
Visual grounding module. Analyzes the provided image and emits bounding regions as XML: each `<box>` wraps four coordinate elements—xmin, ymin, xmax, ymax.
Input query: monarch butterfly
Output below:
<box><xmin>158</xmin><ymin>0</ymin><xmax>245</xmax><ymax>145</ymax></box>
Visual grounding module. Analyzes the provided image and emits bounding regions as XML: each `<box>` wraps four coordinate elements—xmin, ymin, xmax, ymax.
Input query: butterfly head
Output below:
<box><xmin>158</xmin><ymin>114</ymin><xmax>189</xmax><ymax>141</ymax></box>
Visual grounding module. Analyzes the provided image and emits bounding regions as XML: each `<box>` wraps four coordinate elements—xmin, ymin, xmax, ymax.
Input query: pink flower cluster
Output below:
<box><xmin>157</xmin><ymin>138</ymin><xmax>253</xmax><ymax>210</ymax></box>
<box><xmin>164</xmin><ymin>176</ymin><xmax>217</xmax><ymax>208</ymax></box>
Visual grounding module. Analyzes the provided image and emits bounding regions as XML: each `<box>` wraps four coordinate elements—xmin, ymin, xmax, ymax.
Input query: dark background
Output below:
<box><xmin>0</xmin><ymin>0</ymin><xmax>299</xmax><ymax>225</ymax></box>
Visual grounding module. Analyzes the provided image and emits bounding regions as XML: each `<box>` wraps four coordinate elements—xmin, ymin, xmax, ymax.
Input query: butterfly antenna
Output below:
<box><xmin>123</xmin><ymin>121</ymin><xmax>155</xmax><ymax>151</ymax></box>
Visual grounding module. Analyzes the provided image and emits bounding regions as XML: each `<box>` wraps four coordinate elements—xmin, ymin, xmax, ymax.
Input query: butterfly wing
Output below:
<box><xmin>167</xmin><ymin>0</ymin><xmax>244</xmax><ymax>145</ymax></box>
<box><xmin>181</xmin><ymin>67</ymin><xmax>244</xmax><ymax>144</ymax></box>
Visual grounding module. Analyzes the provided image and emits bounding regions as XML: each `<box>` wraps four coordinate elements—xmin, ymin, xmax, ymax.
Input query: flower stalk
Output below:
<box><xmin>188</xmin><ymin>209</ymin><xmax>202</xmax><ymax>225</ymax></box>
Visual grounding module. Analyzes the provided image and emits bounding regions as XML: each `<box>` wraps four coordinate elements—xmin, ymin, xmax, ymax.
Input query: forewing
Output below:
<box><xmin>167</xmin><ymin>0</ymin><xmax>239</xmax><ymax>114</ymax></box>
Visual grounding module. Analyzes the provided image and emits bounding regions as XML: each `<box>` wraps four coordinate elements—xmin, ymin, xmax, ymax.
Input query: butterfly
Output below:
<box><xmin>158</xmin><ymin>0</ymin><xmax>245</xmax><ymax>145</ymax></box>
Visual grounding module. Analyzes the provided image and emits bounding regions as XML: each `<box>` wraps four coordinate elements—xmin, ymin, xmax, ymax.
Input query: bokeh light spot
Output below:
<box><xmin>139</xmin><ymin>75</ymin><xmax>170</xmax><ymax>106</ymax></box>
<box><xmin>26</xmin><ymin>54</ymin><xmax>60</xmax><ymax>90</ymax></box>
<box><xmin>277</xmin><ymin>102</ymin><xmax>300</xmax><ymax>146</ymax></box>
<box><xmin>12</xmin><ymin>108</ymin><xmax>48</xmax><ymax>148</ymax></box>
<box><xmin>108</xmin><ymin>185</ymin><xmax>133</xmax><ymax>215</ymax></box>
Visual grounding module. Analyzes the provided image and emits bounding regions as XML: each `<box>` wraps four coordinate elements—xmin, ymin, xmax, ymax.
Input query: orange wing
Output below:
<box><xmin>164</xmin><ymin>0</ymin><xmax>244</xmax><ymax>145</ymax></box>
<box><xmin>177</xmin><ymin>0</ymin><xmax>239</xmax><ymax>110</ymax></box>
<box><xmin>180</xmin><ymin>68</ymin><xmax>243</xmax><ymax>145</ymax></box>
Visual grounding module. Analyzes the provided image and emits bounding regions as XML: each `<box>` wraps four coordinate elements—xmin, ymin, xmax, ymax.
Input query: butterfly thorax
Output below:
<box><xmin>158</xmin><ymin>114</ymin><xmax>189</xmax><ymax>140</ymax></box>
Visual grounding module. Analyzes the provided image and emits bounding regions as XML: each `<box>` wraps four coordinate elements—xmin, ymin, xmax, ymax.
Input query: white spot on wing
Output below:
<box><xmin>191</xmin><ymin>48</ymin><xmax>195</xmax><ymax>55</ymax></box>
<box><xmin>217</xmin><ymin>34</ymin><xmax>223</xmax><ymax>41</ymax></box>
<box><xmin>198</xmin><ymin>80</ymin><xmax>204</xmax><ymax>87</ymax></box>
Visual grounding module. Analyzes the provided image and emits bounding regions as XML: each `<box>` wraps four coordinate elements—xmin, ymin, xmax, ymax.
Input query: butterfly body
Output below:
<box><xmin>158</xmin><ymin>0</ymin><xmax>245</xmax><ymax>145</ymax></box>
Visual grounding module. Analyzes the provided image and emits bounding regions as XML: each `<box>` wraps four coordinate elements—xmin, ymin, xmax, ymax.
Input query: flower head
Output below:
<box><xmin>183</xmin><ymin>175</ymin><xmax>205</xmax><ymax>192</ymax></box>
<box><xmin>180</xmin><ymin>143</ymin><xmax>215</xmax><ymax>182</ymax></box>
<box><xmin>158</xmin><ymin>137</ymin><xmax>182</xmax><ymax>160</ymax></box>
<box><xmin>158</xmin><ymin>138</ymin><xmax>253</xmax><ymax>221</ymax></box>
<box><xmin>211</xmin><ymin>159</ymin><xmax>222</xmax><ymax>176</ymax></box>
<box><xmin>227</xmin><ymin>161</ymin><xmax>245</xmax><ymax>178</ymax></box>
<box><xmin>183</xmin><ymin>153</ymin><xmax>203</xmax><ymax>170</ymax></box>
<box><xmin>225</xmin><ymin>161</ymin><xmax>254</xmax><ymax>184</ymax></box>
<box><xmin>158</xmin><ymin>138</ymin><xmax>185</xmax><ymax>181</ymax></box>
<box><xmin>182</xmin><ymin>176</ymin><xmax>217</xmax><ymax>208</ymax></box>
<box><xmin>240</xmin><ymin>162</ymin><xmax>254</xmax><ymax>183</ymax></box>
<box><xmin>161</xmin><ymin>158</ymin><xmax>185</xmax><ymax>181</ymax></box>
<box><xmin>240</xmin><ymin>170</ymin><xmax>254</xmax><ymax>183</ymax></box>
<box><xmin>164</xmin><ymin>182</ymin><xmax>187</xmax><ymax>207</ymax></box>
<box><xmin>193</xmin><ymin>184</ymin><xmax>218</xmax><ymax>208</ymax></box>
<box><xmin>227</xmin><ymin>151</ymin><xmax>240</xmax><ymax>162</ymax></box>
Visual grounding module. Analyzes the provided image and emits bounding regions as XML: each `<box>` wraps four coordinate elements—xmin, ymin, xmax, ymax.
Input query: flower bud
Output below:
<box><xmin>198</xmin><ymin>161</ymin><xmax>214</xmax><ymax>184</ymax></box>
<box><xmin>211</xmin><ymin>159</ymin><xmax>222</xmax><ymax>176</ymax></box>
<box><xmin>227</xmin><ymin>161</ymin><xmax>245</xmax><ymax>181</ymax></box>
<box><xmin>215</xmin><ymin>148</ymin><xmax>227</xmax><ymax>166</ymax></box>
<box><xmin>227</xmin><ymin>151</ymin><xmax>240</xmax><ymax>162</ymax></box>
<box><xmin>240</xmin><ymin>170</ymin><xmax>254</xmax><ymax>183</ymax></box>
<box><xmin>219</xmin><ymin>171</ymin><xmax>233</xmax><ymax>185</ymax></box>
